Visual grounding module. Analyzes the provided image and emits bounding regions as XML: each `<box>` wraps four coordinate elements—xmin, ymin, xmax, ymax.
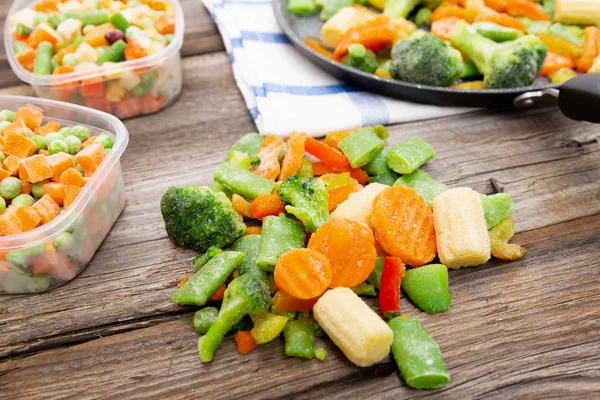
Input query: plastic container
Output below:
<box><xmin>0</xmin><ymin>95</ymin><xmax>128</xmax><ymax>294</ymax></box>
<box><xmin>4</xmin><ymin>0</ymin><xmax>184</xmax><ymax>119</ymax></box>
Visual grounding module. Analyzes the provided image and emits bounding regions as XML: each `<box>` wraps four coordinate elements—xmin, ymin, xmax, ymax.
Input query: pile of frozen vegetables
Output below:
<box><xmin>291</xmin><ymin>0</ymin><xmax>600</xmax><ymax>89</ymax></box>
<box><xmin>161</xmin><ymin>127</ymin><xmax>525</xmax><ymax>390</ymax></box>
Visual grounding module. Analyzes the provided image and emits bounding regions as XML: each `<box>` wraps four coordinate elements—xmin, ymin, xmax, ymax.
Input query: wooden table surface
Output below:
<box><xmin>1</xmin><ymin>1</ymin><xmax>599</xmax><ymax>398</ymax></box>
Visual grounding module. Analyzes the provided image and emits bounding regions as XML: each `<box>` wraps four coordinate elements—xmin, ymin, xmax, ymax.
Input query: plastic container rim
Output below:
<box><xmin>4</xmin><ymin>0</ymin><xmax>184</xmax><ymax>87</ymax></box>
<box><xmin>0</xmin><ymin>94</ymin><xmax>129</xmax><ymax>251</ymax></box>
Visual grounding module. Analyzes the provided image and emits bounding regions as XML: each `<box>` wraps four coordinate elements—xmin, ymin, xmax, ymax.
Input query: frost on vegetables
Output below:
<box><xmin>162</xmin><ymin>127</ymin><xmax>527</xmax><ymax>390</ymax></box>
<box><xmin>287</xmin><ymin>0</ymin><xmax>600</xmax><ymax>88</ymax></box>
<box><xmin>8</xmin><ymin>0</ymin><xmax>181</xmax><ymax>118</ymax></box>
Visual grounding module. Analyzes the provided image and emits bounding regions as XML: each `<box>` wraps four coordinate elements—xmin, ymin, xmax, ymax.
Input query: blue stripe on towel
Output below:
<box><xmin>252</xmin><ymin>83</ymin><xmax>359</xmax><ymax>97</ymax></box>
<box><xmin>214</xmin><ymin>0</ymin><xmax>272</xmax><ymax>8</ymax></box>
<box><xmin>347</xmin><ymin>92</ymin><xmax>390</xmax><ymax>126</ymax></box>
<box><xmin>249</xmin><ymin>107</ymin><xmax>260</xmax><ymax>121</ymax></box>
<box><xmin>240</xmin><ymin>31</ymin><xmax>291</xmax><ymax>44</ymax></box>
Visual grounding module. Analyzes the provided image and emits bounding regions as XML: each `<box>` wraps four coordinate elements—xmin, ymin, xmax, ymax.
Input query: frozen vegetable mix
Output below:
<box><xmin>163</xmin><ymin>127</ymin><xmax>527</xmax><ymax>391</ymax></box>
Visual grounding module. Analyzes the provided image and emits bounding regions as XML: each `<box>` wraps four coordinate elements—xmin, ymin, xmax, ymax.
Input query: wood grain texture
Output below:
<box><xmin>1</xmin><ymin>214</ymin><xmax>599</xmax><ymax>399</ymax></box>
<box><xmin>0</xmin><ymin>0</ymin><xmax>223</xmax><ymax>90</ymax></box>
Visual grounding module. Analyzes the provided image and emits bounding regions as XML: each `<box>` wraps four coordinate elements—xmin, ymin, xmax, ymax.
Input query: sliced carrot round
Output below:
<box><xmin>369</xmin><ymin>186</ymin><xmax>437</xmax><ymax>267</ymax></box>
<box><xmin>307</xmin><ymin>217</ymin><xmax>377</xmax><ymax>288</ymax></box>
<box><xmin>274</xmin><ymin>248</ymin><xmax>332</xmax><ymax>299</ymax></box>
<box><xmin>279</xmin><ymin>131</ymin><xmax>307</xmax><ymax>181</ymax></box>
<box><xmin>251</xmin><ymin>193</ymin><xmax>284</xmax><ymax>220</ymax></box>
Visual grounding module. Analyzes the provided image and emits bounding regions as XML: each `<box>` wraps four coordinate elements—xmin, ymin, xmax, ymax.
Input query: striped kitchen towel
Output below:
<box><xmin>202</xmin><ymin>0</ymin><xmax>472</xmax><ymax>136</ymax></box>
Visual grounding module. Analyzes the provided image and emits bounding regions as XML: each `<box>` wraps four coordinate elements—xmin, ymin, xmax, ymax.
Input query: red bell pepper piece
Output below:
<box><xmin>379</xmin><ymin>257</ymin><xmax>405</xmax><ymax>319</ymax></box>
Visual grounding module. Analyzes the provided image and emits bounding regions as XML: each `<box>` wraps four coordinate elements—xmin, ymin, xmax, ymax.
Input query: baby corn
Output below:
<box><xmin>313</xmin><ymin>287</ymin><xmax>393</xmax><ymax>367</ymax></box>
<box><xmin>433</xmin><ymin>187</ymin><xmax>491</xmax><ymax>268</ymax></box>
<box><xmin>554</xmin><ymin>0</ymin><xmax>600</xmax><ymax>26</ymax></box>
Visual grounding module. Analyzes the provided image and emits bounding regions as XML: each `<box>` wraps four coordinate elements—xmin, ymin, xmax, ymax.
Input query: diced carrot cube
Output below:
<box><xmin>3</xmin><ymin>156</ymin><xmax>22</xmax><ymax>176</ymax></box>
<box><xmin>4</xmin><ymin>119</ymin><xmax>29</xmax><ymax>137</ymax></box>
<box><xmin>16</xmin><ymin>48</ymin><xmax>35</xmax><ymax>72</ymax></box>
<box><xmin>20</xmin><ymin>180</ymin><xmax>31</xmax><ymax>195</ymax></box>
<box><xmin>3</xmin><ymin>130</ymin><xmax>38</xmax><ymax>158</ymax></box>
<box><xmin>82</xmin><ymin>136</ymin><xmax>98</xmax><ymax>149</ymax></box>
<box><xmin>76</xmin><ymin>143</ymin><xmax>106</xmax><ymax>175</ymax></box>
<box><xmin>0</xmin><ymin>169</ymin><xmax>11</xmax><ymax>181</ymax></box>
<box><xmin>63</xmin><ymin>185</ymin><xmax>81</xmax><ymax>209</ymax></box>
<box><xmin>35</xmin><ymin>121</ymin><xmax>60</xmax><ymax>137</ymax></box>
<box><xmin>32</xmin><ymin>194</ymin><xmax>61</xmax><ymax>224</ymax></box>
<box><xmin>28</xmin><ymin>23</ymin><xmax>61</xmax><ymax>49</ymax></box>
<box><xmin>34</xmin><ymin>0</ymin><xmax>59</xmax><ymax>12</ymax></box>
<box><xmin>43</xmin><ymin>182</ymin><xmax>65</xmax><ymax>205</ymax></box>
<box><xmin>46</xmin><ymin>152</ymin><xmax>75</xmax><ymax>181</ymax></box>
<box><xmin>15</xmin><ymin>107</ymin><xmax>43</xmax><ymax>130</ymax></box>
<box><xmin>59</xmin><ymin>167</ymin><xmax>84</xmax><ymax>187</ymax></box>
<box><xmin>39</xmin><ymin>149</ymin><xmax>49</xmax><ymax>156</ymax></box>
<box><xmin>4</xmin><ymin>205</ymin><xmax>42</xmax><ymax>233</ymax></box>
<box><xmin>0</xmin><ymin>216</ymin><xmax>7</xmax><ymax>236</ymax></box>
<box><xmin>18</xmin><ymin>154</ymin><xmax>53</xmax><ymax>183</ymax></box>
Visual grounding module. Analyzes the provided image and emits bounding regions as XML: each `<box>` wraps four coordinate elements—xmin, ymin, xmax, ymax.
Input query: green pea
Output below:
<box><xmin>32</xmin><ymin>135</ymin><xmax>47</xmax><ymax>151</ymax></box>
<box><xmin>0</xmin><ymin>110</ymin><xmax>16</xmax><ymax>122</ymax></box>
<box><xmin>62</xmin><ymin>53</ymin><xmax>78</xmax><ymax>66</ymax></box>
<box><xmin>131</xmin><ymin>82</ymin><xmax>149</xmax><ymax>97</ymax></box>
<box><xmin>94</xmin><ymin>133</ymin><xmax>114</xmax><ymax>149</ymax></box>
<box><xmin>0</xmin><ymin>197</ymin><xmax>6</xmax><ymax>213</ymax></box>
<box><xmin>54</xmin><ymin>231</ymin><xmax>74</xmax><ymax>249</ymax></box>
<box><xmin>64</xmin><ymin>135</ymin><xmax>82</xmax><ymax>154</ymax></box>
<box><xmin>0</xmin><ymin>121</ymin><xmax>11</xmax><ymax>133</ymax></box>
<box><xmin>68</xmin><ymin>125</ymin><xmax>90</xmax><ymax>142</ymax></box>
<box><xmin>72</xmin><ymin>36</ymin><xmax>84</xmax><ymax>45</ymax></box>
<box><xmin>44</xmin><ymin>131</ymin><xmax>64</xmax><ymax>147</ymax></box>
<box><xmin>0</xmin><ymin>152</ymin><xmax>5</xmax><ymax>164</ymax></box>
<box><xmin>48</xmin><ymin>139</ymin><xmax>70</xmax><ymax>155</ymax></box>
<box><xmin>0</xmin><ymin>177</ymin><xmax>22</xmax><ymax>199</ymax></box>
<box><xmin>31</xmin><ymin>181</ymin><xmax>46</xmax><ymax>198</ymax></box>
<box><xmin>82</xmin><ymin>24</ymin><xmax>94</xmax><ymax>35</ymax></box>
<box><xmin>59</xmin><ymin>127</ymin><xmax>71</xmax><ymax>136</ymax></box>
<box><xmin>12</xmin><ymin>194</ymin><xmax>35</xmax><ymax>207</ymax></box>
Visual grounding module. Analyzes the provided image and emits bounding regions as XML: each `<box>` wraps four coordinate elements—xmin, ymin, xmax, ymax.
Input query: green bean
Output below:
<box><xmin>288</xmin><ymin>0</ymin><xmax>316</xmax><ymax>15</ymax></box>
<box><xmin>271</xmin><ymin>307</ymin><xmax>296</xmax><ymax>320</ymax></box>
<box><xmin>227</xmin><ymin>133</ymin><xmax>263</xmax><ymax>158</ymax></box>
<box><xmin>367</xmin><ymin>256</ymin><xmax>385</xmax><ymax>289</ymax></box>
<box><xmin>401</xmin><ymin>264</ymin><xmax>451</xmax><ymax>314</ymax></box>
<box><xmin>256</xmin><ymin>216</ymin><xmax>306</xmax><ymax>271</ymax></box>
<box><xmin>394</xmin><ymin>169</ymin><xmax>447</xmax><ymax>205</ymax></box>
<box><xmin>214</xmin><ymin>162</ymin><xmax>276</xmax><ymax>200</ymax></box>
<box><xmin>473</xmin><ymin>22</ymin><xmax>523</xmax><ymax>43</ymax></box>
<box><xmin>110</xmin><ymin>12</ymin><xmax>130</xmax><ymax>31</ymax></box>
<box><xmin>481</xmin><ymin>193</ymin><xmax>513</xmax><ymax>229</ymax></box>
<box><xmin>97</xmin><ymin>40</ymin><xmax>126</xmax><ymax>65</ymax></box>
<box><xmin>367</xmin><ymin>172</ymin><xmax>398</xmax><ymax>186</ymax></box>
<box><xmin>171</xmin><ymin>251</ymin><xmax>246</xmax><ymax>306</ymax></box>
<box><xmin>298</xmin><ymin>157</ymin><xmax>313</xmax><ymax>178</ymax></box>
<box><xmin>211</xmin><ymin>182</ymin><xmax>233</xmax><ymax>199</ymax></box>
<box><xmin>13</xmin><ymin>42</ymin><xmax>29</xmax><ymax>54</ymax></box>
<box><xmin>193</xmin><ymin>307</ymin><xmax>219</xmax><ymax>334</ymax></box>
<box><xmin>387</xmin><ymin>137</ymin><xmax>435</xmax><ymax>174</ymax></box>
<box><xmin>64</xmin><ymin>10</ymin><xmax>110</xmax><ymax>25</ymax></box>
<box><xmin>388</xmin><ymin>316</ymin><xmax>450</xmax><ymax>389</ymax></box>
<box><xmin>338</xmin><ymin>127</ymin><xmax>385</xmax><ymax>168</ymax></box>
<box><xmin>231</xmin><ymin>235</ymin><xmax>268</xmax><ymax>282</ymax></box>
<box><xmin>192</xmin><ymin>246</ymin><xmax>223</xmax><ymax>272</ymax></box>
<box><xmin>363</xmin><ymin>148</ymin><xmax>393</xmax><ymax>176</ymax></box>
<box><xmin>17</xmin><ymin>23</ymin><xmax>32</xmax><ymax>36</ymax></box>
<box><xmin>373</xmin><ymin>125</ymin><xmax>390</xmax><ymax>139</ymax></box>
<box><xmin>34</xmin><ymin>42</ymin><xmax>54</xmax><ymax>75</ymax></box>
<box><xmin>283</xmin><ymin>319</ymin><xmax>316</xmax><ymax>359</ymax></box>
<box><xmin>226</xmin><ymin>150</ymin><xmax>251</xmax><ymax>170</ymax></box>
<box><xmin>415</xmin><ymin>7</ymin><xmax>432</xmax><ymax>26</ymax></box>
<box><xmin>351</xmin><ymin>283</ymin><xmax>377</xmax><ymax>297</ymax></box>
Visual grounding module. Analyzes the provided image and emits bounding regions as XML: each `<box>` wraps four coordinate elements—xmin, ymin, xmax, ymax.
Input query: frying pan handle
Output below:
<box><xmin>557</xmin><ymin>73</ymin><xmax>600</xmax><ymax>123</ymax></box>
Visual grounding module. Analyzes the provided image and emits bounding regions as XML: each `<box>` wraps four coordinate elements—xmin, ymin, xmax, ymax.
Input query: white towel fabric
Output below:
<box><xmin>202</xmin><ymin>0</ymin><xmax>472</xmax><ymax>136</ymax></box>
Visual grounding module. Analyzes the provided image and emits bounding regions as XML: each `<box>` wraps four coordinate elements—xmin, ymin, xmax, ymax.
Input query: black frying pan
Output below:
<box><xmin>273</xmin><ymin>0</ymin><xmax>600</xmax><ymax>123</ymax></box>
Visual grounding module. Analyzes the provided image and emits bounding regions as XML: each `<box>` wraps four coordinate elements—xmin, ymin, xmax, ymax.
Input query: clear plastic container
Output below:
<box><xmin>0</xmin><ymin>95</ymin><xmax>129</xmax><ymax>294</ymax></box>
<box><xmin>4</xmin><ymin>0</ymin><xmax>184</xmax><ymax>119</ymax></box>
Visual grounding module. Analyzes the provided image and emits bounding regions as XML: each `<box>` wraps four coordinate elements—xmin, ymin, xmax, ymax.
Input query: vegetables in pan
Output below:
<box><xmin>164</xmin><ymin>128</ymin><xmax>528</xmax><ymax>390</ymax></box>
<box><xmin>289</xmin><ymin>0</ymin><xmax>600</xmax><ymax>88</ymax></box>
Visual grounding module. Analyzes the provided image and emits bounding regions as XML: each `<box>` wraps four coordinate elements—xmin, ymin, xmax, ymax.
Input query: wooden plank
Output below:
<box><xmin>2</xmin><ymin>214</ymin><xmax>599</xmax><ymax>399</ymax></box>
<box><xmin>1</xmin><ymin>52</ymin><xmax>599</xmax><ymax>359</ymax></box>
<box><xmin>0</xmin><ymin>0</ymin><xmax>223</xmax><ymax>89</ymax></box>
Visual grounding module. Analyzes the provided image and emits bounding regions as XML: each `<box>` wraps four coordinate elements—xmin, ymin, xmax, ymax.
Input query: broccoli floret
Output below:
<box><xmin>277</xmin><ymin>175</ymin><xmax>329</xmax><ymax>232</ymax></box>
<box><xmin>450</xmin><ymin>20</ymin><xmax>547</xmax><ymax>89</ymax></box>
<box><xmin>160</xmin><ymin>186</ymin><xmax>246</xmax><ymax>251</ymax></box>
<box><xmin>341</xmin><ymin>44</ymin><xmax>379</xmax><ymax>74</ymax></box>
<box><xmin>198</xmin><ymin>274</ymin><xmax>272</xmax><ymax>362</ymax></box>
<box><xmin>389</xmin><ymin>33</ymin><xmax>465</xmax><ymax>87</ymax></box>
<box><xmin>384</xmin><ymin>0</ymin><xmax>420</xmax><ymax>18</ymax></box>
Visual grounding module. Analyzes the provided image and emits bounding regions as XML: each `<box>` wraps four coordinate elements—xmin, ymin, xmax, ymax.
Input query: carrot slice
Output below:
<box><xmin>308</xmin><ymin>217</ymin><xmax>377</xmax><ymax>288</ymax></box>
<box><xmin>232</xmin><ymin>194</ymin><xmax>254</xmax><ymax>219</ymax></box>
<box><xmin>506</xmin><ymin>0</ymin><xmax>550</xmax><ymax>21</ymax></box>
<box><xmin>333</xmin><ymin>15</ymin><xmax>397</xmax><ymax>60</ymax></box>
<box><xmin>245</xmin><ymin>226</ymin><xmax>262</xmax><ymax>235</ymax></box>
<box><xmin>251</xmin><ymin>136</ymin><xmax>284</xmax><ymax>181</ymax></box>
<box><xmin>474</xmin><ymin>11</ymin><xmax>526</xmax><ymax>32</ymax></box>
<box><xmin>369</xmin><ymin>186</ymin><xmax>437</xmax><ymax>267</ymax></box>
<box><xmin>251</xmin><ymin>194</ymin><xmax>285</xmax><ymax>220</ymax></box>
<box><xmin>576</xmin><ymin>27</ymin><xmax>600</xmax><ymax>73</ymax></box>
<box><xmin>312</xmin><ymin>162</ymin><xmax>335</xmax><ymax>176</ymax></box>
<box><xmin>208</xmin><ymin>284</ymin><xmax>226</xmax><ymax>302</ymax></box>
<box><xmin>279</xmin><ymin>131</ymin><xmax>307</xmax><ymax>181</ymax></box>
<box><xmin>328</xmin><ymin>184</ymin><xmax>361</xmax><ymax>212</ymax></box>
<box><xmin>305</xmin><ymin>37</ymin><xmax>335</xmax><ymax>60</ymax></box>
<box><xmin>274</xmin><ymin>248</ymin><xmax>332</xmax><ymax>299</ymax></box>
<box><xmin>235</xmin><ymin>331</ymin><xmax>258</xmax><ymax>355</ymax></box>
<box><xmin>272</xmin><ymin>290</ymin><xmax>320</xmax><ymax>312</ymax></box>
<box><xmin>305</xmin><ymin>137</ymin><xmax>351</xmax><ymax>172</ymax></box>
<box><xmin>539</xmin><ymin>52</ymin><xmax>575</xmax><ymax>76</ymax></box>
<box><xmin>323</xmin><ymin>130</ymin><xmax>354</xmax><ymax>150</ymax></box>
<box><xmin>432</xmin><ymin>17</ymin><xmax>464</xmax><ymax>41</ymax></box>
<box><xmin>483</xmin><ymin>0</ymin><xmax>508</xmax><ymax>12</ymax></box>
<box><xmin>432</xmin><ymin>4</ymin><xmax>466</xmax><ymax>23</ymax></box>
